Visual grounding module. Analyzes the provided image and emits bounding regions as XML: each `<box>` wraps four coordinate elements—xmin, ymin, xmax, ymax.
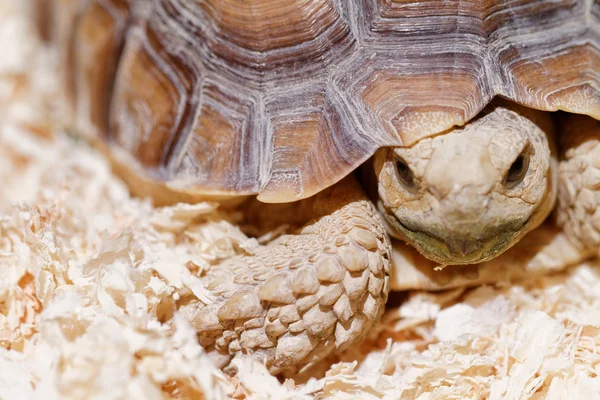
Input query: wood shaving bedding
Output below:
<box><xmin>1</xmin><ymin>2</ymin><xmax>599</xmax><ymax>398</ymax></box>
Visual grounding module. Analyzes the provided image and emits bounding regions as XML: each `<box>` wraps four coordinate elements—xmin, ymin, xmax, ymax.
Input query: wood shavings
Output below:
<box><xmin>2</xmin><ymin>1</ymin><xmax>600</xmax><ymax>398</ymax></box>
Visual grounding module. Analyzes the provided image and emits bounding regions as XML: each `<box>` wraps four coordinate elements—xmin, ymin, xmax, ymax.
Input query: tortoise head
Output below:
<box><xmin>374</xmin><ymin>103</ymin><xmax>558</xmax><ymax>265</ymax></box>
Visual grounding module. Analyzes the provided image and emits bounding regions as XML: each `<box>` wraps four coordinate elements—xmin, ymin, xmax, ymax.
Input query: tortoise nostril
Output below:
<box><xmin>449</xmin><ymin>239</ymin><xmax>481</xmax><ymax>257</ymax></box>
<box><xmin>428</xmin><ymin>180</ymin><xmax>454</xmax><ymax>200</ymax></box>
<box><xmin>460</xmin><ymin>242</ymin><xmax>469</xmax><ymax>255</ymax></box>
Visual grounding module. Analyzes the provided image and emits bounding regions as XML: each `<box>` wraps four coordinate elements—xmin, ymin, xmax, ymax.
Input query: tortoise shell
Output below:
<box><xmin>50</xmin><ymin>0</ymin><xmax>599</xmax><ymax>202</ymax></box>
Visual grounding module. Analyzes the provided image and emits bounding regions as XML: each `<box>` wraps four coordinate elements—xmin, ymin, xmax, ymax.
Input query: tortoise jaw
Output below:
<box><xmin>410</xmin><ymin>235</ymin><xmax>510</xmax><ymax>266</ymax></box>
<box><xmin>386</xmin><ymin>212</ymin><xmax>528</xmax><ymax>266</ymax></box>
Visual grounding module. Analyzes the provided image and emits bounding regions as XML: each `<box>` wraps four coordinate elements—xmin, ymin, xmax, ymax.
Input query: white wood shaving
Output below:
<box><xmin>2</xmin><ymin>1</ymin><xmax>600</xmax><ymax>399</ymax></box>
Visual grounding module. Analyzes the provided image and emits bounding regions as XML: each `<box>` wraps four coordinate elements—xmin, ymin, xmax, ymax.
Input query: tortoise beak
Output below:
<box><xmin>388</xmin><ymin>212</ymin><xmax>528</xmax><ymax>265</ymax></box>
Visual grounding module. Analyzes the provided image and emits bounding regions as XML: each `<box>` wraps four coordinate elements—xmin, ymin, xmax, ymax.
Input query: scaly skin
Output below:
<box><xmin>178</xmin><ymin>177</ymin><xmax>391</xmax><ymax>375</ymax></box>
<box><xmin>557</xmin><ymin>113</ymin><xmax>600</xmax><ymax>258</ymax></box>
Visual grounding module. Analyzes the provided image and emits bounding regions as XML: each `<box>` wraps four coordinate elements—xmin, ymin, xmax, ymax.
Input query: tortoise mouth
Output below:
<box><xmin>389</xmin><ymin>213</ymin><xmax>529</xmax><ymax>266</ymax></box>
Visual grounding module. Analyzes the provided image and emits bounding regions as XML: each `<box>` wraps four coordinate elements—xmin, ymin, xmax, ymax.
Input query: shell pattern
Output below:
<box><xmin>52</xmin><ymin>0</ymin><xmax>599</xmax><ymax>202</ymax></box>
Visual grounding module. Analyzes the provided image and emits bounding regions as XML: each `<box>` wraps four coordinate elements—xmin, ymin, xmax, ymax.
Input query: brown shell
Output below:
<box><xmin>50</xmin><ymin>0</ymin><xmax>599</xmax><ymax>202</ymax></box>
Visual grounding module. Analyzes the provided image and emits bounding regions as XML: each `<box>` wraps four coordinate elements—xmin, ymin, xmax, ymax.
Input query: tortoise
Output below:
<box><xmin>41</xmin><ymin>0</ymin><xmax>599</xmax><ymax>374</ymax></box>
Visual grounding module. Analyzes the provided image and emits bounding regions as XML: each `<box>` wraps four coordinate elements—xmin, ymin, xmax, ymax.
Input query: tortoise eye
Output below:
<box><xmin>505</xmin><ymin>152</ymin><xmax>530</xmax><ymax>189</ymax></box>
<box><xmin>395</xmin><ymin>158</ymin><xmax>418</xmax><ymax>193</ymax></box>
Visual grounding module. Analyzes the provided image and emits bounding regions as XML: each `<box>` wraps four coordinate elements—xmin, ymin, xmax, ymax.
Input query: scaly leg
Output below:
<box><xmin>178</xmin><ymin>177</ymin><xmax>391</xmax><ymax>375</ymax></box>
<box><xmin>557</xmin><ymin>113</ymin><xmax>600</xmax><ymax>258</ymax></box>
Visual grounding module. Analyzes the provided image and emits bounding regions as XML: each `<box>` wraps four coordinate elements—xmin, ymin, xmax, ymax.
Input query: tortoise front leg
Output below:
<box><xmin>557</xmin><ymin>113</ymin><xmax>600</xmax><ymax>258</ymax></box>
<box><xmin>178</xmin><ymin>177</ymin><xmax>391</xmax><ymax>375</ymax></box>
